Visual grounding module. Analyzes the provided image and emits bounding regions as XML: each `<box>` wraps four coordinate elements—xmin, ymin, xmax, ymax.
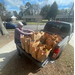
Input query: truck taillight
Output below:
<box><xmin>52</xmin><ymin>48</ymin><xmax>60</xmax><ymax>59</ymax></box>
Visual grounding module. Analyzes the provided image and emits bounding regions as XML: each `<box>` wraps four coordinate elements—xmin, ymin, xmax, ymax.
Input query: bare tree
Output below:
<box><xmin>32</xmin><ymin>3</ymin><xmax>40</xmax><ymax>15</ymax></box>
<box><xmin>0</xmin><ymin>16</ymin><xmax>8</xmax><ymax>35</ymax></box>
<box><xmin>36</xmin><ymin>15</ymin><xmax>42</xmax><ymax>31</ymax></box>
<box><xmin>0</xmin><ymin>2</ymin><xmax>6</xmax><ymax>20</ymax></box>
<box><xmin>68</xmin><ymin>3</ymin><xmax>74</xmax><ymax>21</ymax></box>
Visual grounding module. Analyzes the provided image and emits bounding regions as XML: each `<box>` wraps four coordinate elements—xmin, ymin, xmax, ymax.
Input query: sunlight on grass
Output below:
<box><xmin>42</xmin><ymin>19</ymin><xmax>48</xmax><ymax>21</ymax></box>
<box><xmin>16</xmin><ymin>20</ymin><xmax>48</xmax><ymax>25</ymax></box>
<box><xmin>27</xmin><ymin>22</ymin><xmax>45</xmax><ymax>25</ymax></box>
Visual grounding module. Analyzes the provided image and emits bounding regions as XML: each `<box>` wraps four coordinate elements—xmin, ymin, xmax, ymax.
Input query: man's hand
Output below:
<box><xmin>30</xmin><ymin>32</ymin><xmax>33</xmax><ymax>35</ymax></box>
<box><xmin>32</xmin><ymin>31</ymin><xmax>35</xmax><ymax>33</ymax></box>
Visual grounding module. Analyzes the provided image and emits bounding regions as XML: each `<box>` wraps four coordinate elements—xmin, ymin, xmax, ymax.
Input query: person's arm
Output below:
<box><xmin>22</xmin><ymin>28</ymin><xmax>34</xmax><ymax>33</ymax></box>
<box><xmin>16</xmin><ymin>28</ymin><xmax>32</xmax><ymax>36</ymax></box>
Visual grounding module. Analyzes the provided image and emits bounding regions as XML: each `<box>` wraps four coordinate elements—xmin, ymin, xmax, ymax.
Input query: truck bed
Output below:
<box><xmin>16</xmin><ymin>44</ymin><xmax>50</xmax><ymax>67</ymax></box>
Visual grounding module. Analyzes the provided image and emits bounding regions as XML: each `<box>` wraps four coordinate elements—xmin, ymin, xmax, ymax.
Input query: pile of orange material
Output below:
<box><xmin>20</xmin><ymin>32</ymin><xmax>62</xmax><ymax>62</ymax></box>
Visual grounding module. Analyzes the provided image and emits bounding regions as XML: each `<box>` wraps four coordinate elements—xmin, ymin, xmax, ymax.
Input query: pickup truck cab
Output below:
<box><xmin>16</xmin><ymin>21</ymin><xmax>73</xmax><ymax>67</ymax></box>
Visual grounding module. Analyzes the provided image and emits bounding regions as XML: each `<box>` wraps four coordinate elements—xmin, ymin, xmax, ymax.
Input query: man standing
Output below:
<box><xmin>14</xmin><ymin>21</ymin><xmax>34</xmax><ymax>57</ymax></box>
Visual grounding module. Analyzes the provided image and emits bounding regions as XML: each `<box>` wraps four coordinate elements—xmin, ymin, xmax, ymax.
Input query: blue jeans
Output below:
<box><xmin>15</xmin><ymin>41</ymin><xmax>21</xmax><ymax>57</ymax></box>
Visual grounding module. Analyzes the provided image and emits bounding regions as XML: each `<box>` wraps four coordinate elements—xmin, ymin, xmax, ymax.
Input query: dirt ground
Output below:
<box><xmin>0</xmin><ymin>29</ymin><xmax>14</xmax><ymax>48</ymax></box>
<box><xmin>0</xmin><ymin>44</ymin><xmax>74</xmax><ymax>75</ymax></box>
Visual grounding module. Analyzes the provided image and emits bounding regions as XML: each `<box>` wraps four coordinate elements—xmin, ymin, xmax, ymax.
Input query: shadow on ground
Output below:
<box><xmin>0</xmin><ymin>50</ymin><xmax>16</xmax><ymax>71</ymax></box>
<box><xmin>0</xmin><ymin>52</ymin><xmax>41</xmax><ymax>75</ymax></box>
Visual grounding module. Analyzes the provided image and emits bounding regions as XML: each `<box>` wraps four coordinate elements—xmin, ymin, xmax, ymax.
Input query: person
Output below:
<box><xmin>14</xmin><ymin>21</ymin><xmax>34</xmax><ymax>57</ymax></box>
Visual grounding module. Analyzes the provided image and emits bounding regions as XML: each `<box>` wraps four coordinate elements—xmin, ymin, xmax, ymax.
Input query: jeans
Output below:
<box><xmin>15</xmin><ymin>41</ymin><xmax>21</xmax><ymax>57</ymax></box>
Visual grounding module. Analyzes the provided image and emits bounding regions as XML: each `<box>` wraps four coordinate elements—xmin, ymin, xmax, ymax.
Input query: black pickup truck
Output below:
<box><xmin>16</xmin><ymin>21</ymin><xmax>73</xmax><ymax>67</ymax></box>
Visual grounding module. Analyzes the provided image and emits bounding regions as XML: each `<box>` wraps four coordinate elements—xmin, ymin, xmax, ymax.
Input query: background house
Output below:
<box><xmin>56</xmin><ymin>14</ymin><xmax>74</xmax><ymax>22</ymax></box>
<box><xmin>11</xmin><ymin>15</ymin><xmax>17</xmax><ymax>21</ymax></box>
<box><xmin>22</xmin><ymin>15</ymin><xmax>42</xmax><ymax>22</ymax></box>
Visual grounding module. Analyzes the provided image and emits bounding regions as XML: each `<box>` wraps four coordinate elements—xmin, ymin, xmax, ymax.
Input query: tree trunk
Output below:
<box><xmin>0</xmin><ymin>16</ymin><xmax>8</xmax><ymax>35</ymax></box>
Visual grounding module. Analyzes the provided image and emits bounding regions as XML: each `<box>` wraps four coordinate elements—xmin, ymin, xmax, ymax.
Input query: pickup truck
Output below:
<box><xmin>16</xmin><ymin>21</ymin><xmax>73</xmax><ymax>67</ymax></box>
<box><xmin>43</xmin><ymin>21</ymin><xmax>73</xmax><ymax>60</ymax></box>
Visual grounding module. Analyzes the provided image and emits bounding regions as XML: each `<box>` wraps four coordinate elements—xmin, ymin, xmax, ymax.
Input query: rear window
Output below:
<box><xmin>44</xmin><ymin>22</ymin><xmax>70</xmax><ymax>34</ymax></box>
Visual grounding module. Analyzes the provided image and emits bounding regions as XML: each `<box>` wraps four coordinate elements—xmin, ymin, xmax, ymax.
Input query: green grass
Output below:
<box><xmin>15</xmin><ymin>19</ymin><xmax>74</xmax><ymax>25</ymax></box>
<box><xmin>42</xmin><ymin>19</ymin><xmax>48</xmax><ymax>21</ymax></box>
<box><xmin>42</xmin><ymin>19</ymin><xmax>48</xmax><ymax>23</ymax></box>
<box><xmin>27</xmin><ymin>22</ymin><xmax>45</xmax><ymax>25</ymax></box>
<box><xmin>16</xmin><ymin>19</ymin><xmax>48</xmax><ymax>25</ymax></box>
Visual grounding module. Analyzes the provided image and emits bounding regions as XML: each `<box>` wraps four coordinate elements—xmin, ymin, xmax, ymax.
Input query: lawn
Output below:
<box><xmin>27</xmin><ymin>22</ymin><xmax>45</xmax><ymax>25</ymax></box>
<box><xmin>42</xmin><ymin>19</ymin><xmax>48</xmax><ymax>23</ymax></box>
<box><xmin>12</xmin><ymin>20</ymin><xmax>74</xmax><ymax>25</ymax></box>
<box><xmin>15</xmin><ymin>19</ymin><xmax>48</xmax><ymax>25</ymax></box>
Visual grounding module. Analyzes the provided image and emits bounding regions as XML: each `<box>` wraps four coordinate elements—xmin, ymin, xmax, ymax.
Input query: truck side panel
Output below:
<box><xmin>54</xmin><ymin>36</ymin><xmax>69</xmax><ymax>59</ymax></box>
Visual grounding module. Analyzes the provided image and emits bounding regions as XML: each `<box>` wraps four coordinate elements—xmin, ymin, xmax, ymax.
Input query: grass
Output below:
<box><xmin>16</xmin><ymin>20</ymin><xmax>23</xmax><ymax>22</ymax></box>
<box><xmin>42</xmin><ymin>20</ymin><xmax>48</xmax><ymax>21</ymax></box>
<box><xmin>13</xmin><ymin>19</ymin><xmax>74</xmax><ymax>25</ymax></box>
<box><xmin>15</xmin><ymin>20</ymin><xmax>48</xmax><ymax>25</ymax></box>
<box><xmin>42</xmin><ymin>19</ymin><xmax>48</xmax><ymax>23</ymax></box>
<box><xmin>27</xmin><ymin>22</ymin><xmax>45</xmax><ymax>25</ymax></box>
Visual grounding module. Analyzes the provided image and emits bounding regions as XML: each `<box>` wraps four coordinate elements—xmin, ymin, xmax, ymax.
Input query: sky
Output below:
<box><xmin>0</xmin><ymin>0</ymin><xmax>74</xmax><ymax>13</ymax></box>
